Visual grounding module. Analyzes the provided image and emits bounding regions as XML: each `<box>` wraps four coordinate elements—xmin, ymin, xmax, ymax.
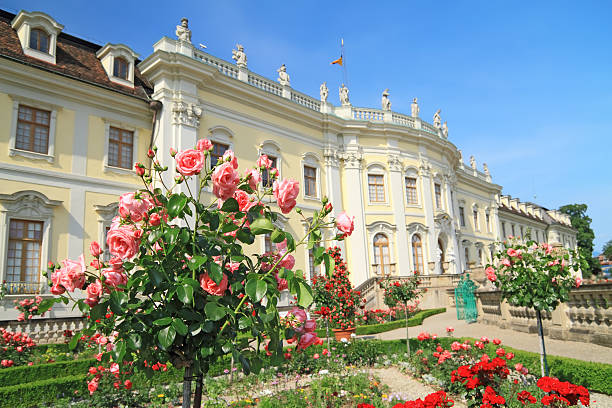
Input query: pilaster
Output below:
<box><xmin>419</xmin><ymin>156</ymin><xmax>435</xmax><ymax>275</ymax></box>
<box><xmin>388</xmin><ymin>154</ymin><xmax>410</xmax><ymax>275</ymax></box>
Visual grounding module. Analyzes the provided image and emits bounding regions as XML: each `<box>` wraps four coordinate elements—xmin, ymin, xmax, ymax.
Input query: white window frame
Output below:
<box><xmin>103</xmin><ymin>120</ymin><xmax>139</xmax><ymax>175</ymax></box>
<box><xmin>404</xmin><ymin>167</ymin><xmax>420</xmax><ymax>207</ymax></box>
<box><xmin>433</xmin><ymin>180</ymin><xmax>444</xmax><ymax>210</ymax></box>
<box><xmin>301</xmin><ymin>152</ymin><xmax>321</xmax><ymax>200</ymax></box>
<box><xmin>95</xmin><ymin>202</ymin><xmax>119</xmax><ymax>261</ymax></box>
<box><xmin>366</xmin><ymin>221</ymin><xmax>397</xmax><ymax>277</ymax></box>
<box><xmin>258</xmin><ymin>140</ymin><xmax>282</xmax><ymax>191</ymax></box>
<box><xmin>9</xmin><ymin>97</ymin><xmax>60</xmax><ymax>163</ymax></box>
<box><xmin>366</xmin><ymin>163</ymin><xmax>388</xmax><ymax>205</ymax></box>
<box><xmin>472</xmin><ymin>204</ymin><xmax>480</xmax><ymax>232</ymax></box>
<box><xmin>0</xmin><ymin>191</ymin><xmax>61</xmax><ymax>295</ymax></box>
<box><xmin>11</xmin><ymin>11</ymin><xmax>63</xmax><ymax>65</ymax></box>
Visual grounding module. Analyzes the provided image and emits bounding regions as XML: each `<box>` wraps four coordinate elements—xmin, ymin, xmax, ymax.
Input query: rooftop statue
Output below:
<box><xmin>433</xmin><ymin>109</ymin><xmax>442</xmax><ymax>129</ymax></box>
<box><xmin>320</xmin><ymin>82</ymin><xmax>329</xmax><ymax>103</ymax></box>
<box><xmin>470</xmin><ymin>155</ymin><xmax>476</xmax><ymax>170</ymax></box>
<box><xmin>232</xmin><ymin>44</ymin><xmax>247</xmax><ymax>68</ymax></box>
<box><xmin>339</xmin><ymin>83</ymin><xmax>350</xmax><ymax>105</ymax></box>
<box><xmin>277</xmin><ymin>64</ymin><xmax>290</xmax><ymax>87</ymax></box>
<box><xmin>381</xmin><ymin>88</ymin><xmax>391</xmax><ymax>111</ymax></box>
<box><xmin>176</xmin><ymin>18</ymin><xmax>191</xmax><ymax>43</ymax></box>
<box><xmin>441</xmin><ymin>121</ymin><xmax>448</xmax><ymax>138</ymax></box>
<box><xmin>411</xmin><ymin>97</ymin><xmax>420</xmax><ymax>118</ymax></box>
<box><xmin>483</xmin><ymin>163</ymin><xmax>490</xmax><ymax>177</ymax></box>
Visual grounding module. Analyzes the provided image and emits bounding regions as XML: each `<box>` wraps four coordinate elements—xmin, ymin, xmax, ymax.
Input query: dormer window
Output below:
<box><xmin>113</xmin><ymin>57</ymin><xmax>128</xmax><ymax>80</ymax></box>
<box><xmin>96</xmin><ymin>43</ymin><xmax>139</xmax><ymax>87</ymax></box>
<box><xmin>29</xmin><ymin>28</ymin><xmax>49</xmax><ymax>53</ymax></box>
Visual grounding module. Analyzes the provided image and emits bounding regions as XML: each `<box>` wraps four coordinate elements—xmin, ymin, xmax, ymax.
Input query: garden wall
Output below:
<box><xmin>475</xmin><ymin>283</ymin><xmax>612</xmax><ymax>347</ymax></box>
<box><xmin>0</xmin><ymin>317</ymin><xmax>86</xmax><ymax>344</ymax></box>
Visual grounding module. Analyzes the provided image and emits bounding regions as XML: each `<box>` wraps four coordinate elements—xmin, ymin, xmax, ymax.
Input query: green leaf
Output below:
<box><xmin>201</xmin><ymin>347</ymin><xmax>213</xmax><ymax>357</ymax></box>
<box><xmin>270</xmin><ymin>229</ymin><xmax>285</xmax><ymax>243</ymax></box>
<box><xmin>209</xmin><ymin>262</ymin><xmax>223</xmax><ymax>285</ymax></box>
<box><xmin>177</xmin><ymin>285</ymin><xmax>194</xmax><ymax>305</ymax></box>
<box><xmin>165</xmin><ymin>228</ymin><xmax>180</xmax><ymax>245</ymax></box>
<box><xmin>148</xmin><ymin>229</ymin><xmax>162</xmax><ymax>244</ymax></box>
<box><xmin>205</xmin><ymin>302</ymin><xmax>226</xmax><ymax>321</ymax></box>
<box><xmin>167</xmin><ymin>194</ymin><xmax>188</xmax><ymax>218</ymax></box>
<box><xmin>285</xmin><ymin>234</ymin><xmax>295</xmax><ymax>252</ymax></box>
<box><xmin>246</xmin><ymin>279</ymin><xmax>267</xmax><ymax>303</ymax></box>
<box><xmin>90</xmin><ymin>303</ymin><xmax>106</xmax><ymax>321</ymax></box>
<box><xmin>238</xmin><ymin>316</ymin><xmax>252</xmax><ymax>330</ymax></box>
<box><xmin>221</xmin><ymin>222</ymin><xmax>240</xmax><ymax>233</ymax></box>
<box><xmin>37</xmin><ymin>298</ymin><xmax>59</xmax><ymax>315</ymax></box>
<box><xmin>238</xmin><ymin>353</ymin><xmax>251</xmax><ymax>375</ymax></box>
<box><xmin>297</xmin><ymin>281</ymin><xmax>313</xmax><ymax>308</ymax></box>
<box><xmin>127</xmin><ymin>333</ymin><xmax>142</xmax><ymax>350</ymax></box>
<box><xmin>149</xmin><ymin>267</ymin><xmax>164</xmax><ymax>286</ymax></box>
<box><xmin>157</xmin><ymin>325</ymin><xmax>176</xmax><ymax>349</ymax></box>
<box><xmin>69</xmin><ymin>331</ymin><xmax>83</xmax><ymax>350</ymax></box>
<box><xmin>250</xmin><ymin>217</ymin><xmax>275</xmax><ymax>235</ymax></box>
<box><xmin>109</xmin><ymin>291</ymin><xmax>127</xmax><ymax>315</ymax></box>
<box><xmin>236</xmin><ymin>228</ymin><xmax>255</xmax><ymax>244</ymax></box>
<box><xmin>153</xmin><ymin>317</ymin><xmax>173</xmax><ymax>326</ymax></box>
<box><xmin>324</xmin><ymin>253</ymin><xmax>335</xmax><ymax>276</ymax></box>
<box><xmin>179</xmin><ymin>229</ymin><xmax>190</xmax><ymax>243</ymax></box>
<box><xmin>221</xmin><ymin>198</ymin><xmax>239</xmax><ymax>212</ymax></box>
<box><xmin>172</xmin><ymin>319</ymin><xmax>188</xmax><ymax>336</ymax></box>
<box><xmin>187</xmin><ymin>255</ymin><xmax>207</xmax><ymax>271</ymax></box>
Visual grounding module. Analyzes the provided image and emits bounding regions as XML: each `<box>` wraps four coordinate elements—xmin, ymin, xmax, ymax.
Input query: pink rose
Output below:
<box><xmin>88</xmin><ymin>379</ymin><xmax>99</xmax><ymax>395</ymax></box>
<box><xmin>102</xmin><ymin>268</ymin><xmax>128</xmax><ymax>290</ymax></box>
<box><xmin>222</xmin><ymin>150</ymin><xmax>238</xmax><ymax>169</ymax></box>
<box><xmin>501</xmin><ymin>258</ymin><xmax>511</xmax><ymax>267</ymax></box>
<box><xmin>485</xmin><ymin>266</ymin><xmax>497</xmax><ymax>282</ymax></box>
<box><xmin>107</xmin><ymin>225</ymin><xmax>141</xmax><ymax>260</ymax></box>
<box><xmin>199</xmin><ymin>272</ymin><xmax>228</xmax><ymax>296</ymax></box>
<box><xmin>302</xmin><ymin>319</ymin><xmax>316</xmax><ymax>333</ymax></box>
<box><xmin>507</xmin><ymin>248</ymin><xmax>518</xmax><ymax>257</ymax></box>
<box><xmin>275</xmin><ymin>274</ymin><xmax>288</xmax><ymax>291</ymax></box>
<box><xmin>212</xmin><ymin>162</ymin><xmax>240</xmax><ymax>201</ymax></box>
<box><xmin>90</xmin><ymin>241</ymin><xmax>102</xmax><ymax>257</ymax></box>
<box><xmin>50</xmin><ymin>283</ymin><xmax>65</xmax><ymax>295</ymax></box>
<box><xmin>289</xmin><ymin>307</ymin><xmax>307</xmax><ymax>323</ymax></box>
<box><xmin>279</xmin><ymin>254</ymin><xmax>295</xmax><ymax>270</ymax></box>
<box><xmin>176</xmin><ymin>149</ymin><xmax>205</xmax><ymax>176</ymax></box>
<box><xmin>245</xmin><ymin>168</ymin><xmax>261</xmax><ymax>190</ymax></box>
<box><xmin>110</xmin><ymin>363</ymin><xmax>119</xmax><ymax>374</ymax></box>
<box><xmin>273</xmin><ymin>179</ymin><xmax>299</xmax><ymax>214</ymax></box>
<box><xmin>575</xmin><ymin>276</ymin><xmax>582</xmax><ymax>287</ymax></box>
<box><xmin>118</xmin><ymin>192</ymin><xmax>154</xmax><ymax>222</ymax></box>
<box><xmin>336</xmin><ymin>211</ymin><xmax>355</xmax><ymax>237</ymax></box>
<box><xmin>86</xmin><ymin>280</ymin><xmax>103</xmax><ymax>300</ymax></box>
<box><xmin>297</xmin><ymin>332</ymin><xmax>319</xmax><ymax>350</ymax></box>
<box><xmin>234</xmin><ymin>190</ymin><xmax>255</xmax><ymax>212</ymax></box>
<box><xmin>58</xmin><ymin>255</ymin><xmax>86</xmax><ymax>292</ymax></box>
<box><xmin>196</xmin><ymin>138</ymin><xmax>213</xmax><ymax>152</ymax></box>
<box><xmin>257</xmin><ymin>154</ymin><xmax>272</xmax><ymax>169</ymax></box>
<box><xmin>451</xmin><ymin>341</ymin><xmax>461</xmax><ymax>351</ymax></box>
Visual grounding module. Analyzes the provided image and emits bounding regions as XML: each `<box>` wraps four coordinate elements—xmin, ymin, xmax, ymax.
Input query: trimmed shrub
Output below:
<box><xmin>0</xmin><ymin>374</ymin><xmax>87</xmax><ymax>408</ymax></box>
<box><xmin>0</xmin><ymin>358</ymin><xmax>96</xmax><ymax>387</ymax></box>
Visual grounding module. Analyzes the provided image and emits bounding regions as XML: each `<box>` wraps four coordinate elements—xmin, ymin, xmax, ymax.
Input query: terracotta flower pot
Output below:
<box><xmin>332</xmin><ymin>327</ymin><xmax>356</xmax><ymax>342</ymax></box>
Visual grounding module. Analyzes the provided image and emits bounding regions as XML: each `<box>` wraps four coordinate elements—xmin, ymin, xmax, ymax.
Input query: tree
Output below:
<box><xmin>559</xmin><ymin>203</ymin><xmax>596</xmax><ymax>278</ymax></box>
<box><xmin>603</xmin><ymin>240</ymin><xmax>612</xmax><ymax>260</ymax></box>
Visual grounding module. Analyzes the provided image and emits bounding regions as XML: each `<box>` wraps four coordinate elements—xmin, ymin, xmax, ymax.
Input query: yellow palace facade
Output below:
<box><xmin>0</xmin><ymin>9</ymin><xmax>576</xmax><ymax>325</ymax></box>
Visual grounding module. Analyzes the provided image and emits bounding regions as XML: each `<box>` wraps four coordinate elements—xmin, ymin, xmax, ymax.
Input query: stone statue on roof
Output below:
<box><xmin>339</xmin><ymin>84</ymin><xmax>350</xmax><ymax>106</ymax></box>
<box><xmin>176</xmin><ymin>18</ymin><xmax>192</xmax><ymax>43</ymax></box>
<box><xmin>441</xmin><ymin>121</ymin><xmax>448</xmax><ymax>138</ymax></box>
<box><xmin>470</xmin><ymin>155</ymin><xmax>476</xmax><ymax>170</ymax></box>
<box><xmin>411</xmin><ymin>97</ymin><xmax>419</xmax><ymax>118</ymax></box>
<box><xmin>433</xmin><ymin>109</ymin><xmax>442</xmax><ymax>128</ymax></box>
<box><xmin>232</xmin><ymin>44</ymin><xmax>247</xmax><ymax>68</ymax></box>
<box><xmin>320</xmin><ymin>82</ymin><xmax>328</xmax><ymax>103</ymax></box>
<box><xmin>483</xmin><ymin>163</ymin><xmax>490</xmax><ymax>177</ymax></box>
<box><xmin>277</xmin><ymin>64</ymin><xmax>290</xmax><ymax>87</ymax></box>
<box><xmin>381</xmin><ymin>88</ymin><xmax>391</xmax><ymax>111</ymax></box>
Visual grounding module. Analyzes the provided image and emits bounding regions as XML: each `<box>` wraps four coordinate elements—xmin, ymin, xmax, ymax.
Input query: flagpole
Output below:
<box><xmin>341</xmin><ymin>38</ymin><xmax>348</xmax><ymax>87</ymax></box>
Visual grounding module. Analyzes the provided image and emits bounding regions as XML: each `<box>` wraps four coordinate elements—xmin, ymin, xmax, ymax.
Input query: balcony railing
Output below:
<box><xmin>5</xmin><ymin>281</ymin><xmax>44</xmax><ymax>295</ymax></box>
<box><xmin>371</xmin><ymin>263</ymin><xmax>396</xmax><ymax>277</ymax></box>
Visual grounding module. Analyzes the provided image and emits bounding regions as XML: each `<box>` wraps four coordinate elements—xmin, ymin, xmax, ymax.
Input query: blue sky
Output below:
<box><xmin>5</xmin><ymin>1</ymin><xmax>611</xmax><ymax>252</ymax></box>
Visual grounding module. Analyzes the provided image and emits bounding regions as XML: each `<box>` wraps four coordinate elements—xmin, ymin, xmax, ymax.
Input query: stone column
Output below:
<box><xmin>388</xmin><ymin>154</ymin><xmax>410</xmax><ymax>275</ymax></box>
<box><xmin>323</xmin><ymin>139</ymin><xmax>345</xmax><ymax>253</ymax></box>
<box><xmin>419</xmin><ymin>158</ymin><xmax>435</xmax><ymax>275</ymax></box>
<box><xmin>444</xmin><ymin>175</ymin><xmax>460</xmax><ymax>274</ymax></box>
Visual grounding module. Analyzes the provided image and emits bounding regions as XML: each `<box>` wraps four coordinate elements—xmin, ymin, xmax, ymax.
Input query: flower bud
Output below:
<box><xmin>147</xmin><ymin>149</ymin><xmax>155</xmax><ymax>158</ymax></box>
<box><xmin>169</xmin><ymin>147</ymin><xmax>177</xmax><ymax>157</ymax></box>
<box><xmin>134</xmin><ymin>163</ymin><xmax>145</xmax><ymax>177</ymax></box>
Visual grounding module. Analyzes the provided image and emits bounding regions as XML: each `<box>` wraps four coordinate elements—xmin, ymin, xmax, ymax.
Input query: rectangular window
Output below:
<box><xmin>520</xmin><ymin>226</ymin><xmax>524</xmax><ymax>239</ymax></box>
<box><xmin>210</xmin><ymin>142</ymin><xmax>229</xmax><ymax>167</ymax></box>
<box><xmin>16</xmin><ymin>105</ymin><xmax>50</xmax><ymax>154</ymax></box>
<box><xmin>459</xmin><ymin>207</ymin><xmax>466</xmax><ymax>227</ymax></box>
<box><xmin>405</xmin><ymin>177</ymin><xmax>418</xmax><ymax>204</ymax></box>
<box><xmin>264</xmin><ymin>233</ymin><xmax>273</xmax><ymax>253</ymax></box>
<box><xmin>303</xmin><ymin>166</ymin><xmax>317</xmax><ymax>197</ymax></box>
<box><xmin>502</xmin><ymin>222</ymin><xmax>506</xmax><ymax>238</ymax></box>
<box><xmin>486</xmin><ymin>213</ymin><xmax>491</xmax><ymax>232</ymax></box>
<box><xmin>308</xmin><ymin>248</ymin><xmax>321</xmax><ymax>281</ymax></box>
<box><xmin>113</xmin><ymin>58</ymin><xmax>128</xmax><ymax>79</ymax></box>
<box><xmin>434</xmin><ymin>183</ymin><xmax>442</xmax><ymax>209</ymax></box>
<box><xmin>108</xmin><ymin>126</ymin><xmax>134</xmax><ymax>169</ymax></box>
<box><xmin>368</xmin><ymin>174</ymin><xmax>385</xmax><ymax>202</ymax></box>
<box><xmin>473</xmin><ymin>210</ymin><xmax>479</xmax><ymax>231</ymax></box>
<box><xmin>6</xmin><ymin>219</ymin><xmax>43</xmax><ymax>294</ymax></box>
<box><xmin>511</xmin><ymin>224</ymin><xmax>516</xmax><ymax>237</ymax></box>
<box><xmin>261</xmin><ymin>156</ymin><xmax>278</xmax><ymax>188</ymax></box>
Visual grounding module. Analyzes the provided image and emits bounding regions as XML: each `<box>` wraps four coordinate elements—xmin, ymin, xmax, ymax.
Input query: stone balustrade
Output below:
<box><xmin>475</xmin><ymin>283</ymin><xmax>612</xmax><ymax>347</ymax></box>
<box><xmin>1</xmin><ymin>317</ymin><xmax>86</xmax><ymax>344</ymax></box>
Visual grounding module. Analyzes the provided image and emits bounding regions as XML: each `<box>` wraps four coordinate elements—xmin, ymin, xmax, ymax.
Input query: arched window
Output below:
<box><xmin>113</xmin><ymin>57</ymin><xmax>129</xmax><ymax>80</ymax></box>
<box><xmin>29</xmin><ymin>28</ymin><xmax>49</xmax><ymax>53</ymax></box>
<box><xmin>373</xmin><ymin>233</ymin><xmax>390</xmax><ymax>276</ymax></box>
<box><xmin>411</xmin><ymin>234</ymin><xmax>424</xmax><ymax>274</ymax></box>
<box><xmin>464</xmin><ymin>247</ymin><xmax>470</xmax><ymax>264</ymax></box>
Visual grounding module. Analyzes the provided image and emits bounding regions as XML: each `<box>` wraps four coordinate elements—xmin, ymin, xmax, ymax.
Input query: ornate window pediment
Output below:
<box><xmin>96</xmin><ymin>43</ymin><xmax>139</xmax><ymax>88</ymax></box>
<box><xmin>11</xmin><ymin>11</ymin><xmax>63</xmax><ymax>65</ymax></box>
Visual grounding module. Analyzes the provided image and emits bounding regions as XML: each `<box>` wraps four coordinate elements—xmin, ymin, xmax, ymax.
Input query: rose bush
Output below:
<box><xmin>39</xmin><ymin>142</ymin><xmax>353</xmax><ymax>408</ymax></box>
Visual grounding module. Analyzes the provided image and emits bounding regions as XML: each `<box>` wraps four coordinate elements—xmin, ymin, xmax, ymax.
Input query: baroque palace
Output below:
<box><xmin>0</xmin><ymin>10</ymin><xmax>577</xmax><ymax>326</ymax></box>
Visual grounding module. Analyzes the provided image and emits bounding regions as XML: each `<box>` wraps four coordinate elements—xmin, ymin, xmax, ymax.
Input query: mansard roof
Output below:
<box><xmin>0</xmin><ymin>9</ymin><xmax>152</xmax><ymax>100</ymax></box>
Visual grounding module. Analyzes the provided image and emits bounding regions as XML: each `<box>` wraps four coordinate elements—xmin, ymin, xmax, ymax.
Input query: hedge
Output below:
<box><xmin>0</xmin><ymin>374</ymin><xmax>88</xmax><ymax>408</ymax></box>
<box><xmin>0</xmin><ymin>358</ymin><xmax>96</xmax><ymax>388</ymax></box>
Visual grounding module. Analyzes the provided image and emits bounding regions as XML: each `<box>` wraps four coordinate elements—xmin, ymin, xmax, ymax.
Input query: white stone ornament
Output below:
<box><xmin>441</xmin><ymin>121</ymin><xmax>448</xmax><ymax>138</ymax></box>
<box><xmin>411</xmin><ymin>97</ymin><xmax>420</xmax><ymax>118</ymax></box>
<box><xmin>433</xmin><ymin>109</ymin><xmax>442</xmax><ymax>129</ymax></box>
<box><xmin>277</xmin><ymin>64</ymin><xmax>290</xmax><ymax>87</ymax></box>
<box><xmin>232</xmin><ymin>44</ymin><xmax>247</xmax><ymax>68</ymax></box>
<box><xmin>381</xmin><ymin>88</ymin><xmax>391</xmax><ymax>111</ymax></box>
<box><xmin>172</xmin><ymin>101</ymin><xmax>202</xmax><ymax>128</ymax></box>
<box><xmin>320</xmin><ymin>82</ymin><xmax>329</xmax><ymax>103</ymax></box>
<box><xmin>470</xmin><ymin>155</ymin><xmax>476</xmax><ymax>170</ymax></box>
<box><xmin>339</xmin><ymin>83</ymin><xmax>350</xmax><ymax>106</ymax></box>
<box><xmin>175</xmin><ymin>18</ymin><xmax>191</xmax><ymax>43</ymax></box>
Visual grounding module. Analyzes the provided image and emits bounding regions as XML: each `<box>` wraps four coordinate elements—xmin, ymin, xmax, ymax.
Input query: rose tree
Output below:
<box><xmin>40</xmin><ymin>143</ymin><xmax>354</xmax><ymax>408</ymax></box>
<box><xmin>486</xmin><ymin>236</ymin><xmax>584</xmax><ymax>377</ymax></box>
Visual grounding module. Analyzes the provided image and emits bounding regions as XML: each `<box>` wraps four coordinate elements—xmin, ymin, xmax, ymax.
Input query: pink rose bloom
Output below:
<box><xmin>289</xmin><ymin>307</ymin><xmax>307</xmax><ymax>323</ymax></box>
<box><xmin>480</xmin><ymin>336</ymin><xmax>490</xmax><ymax>343</ymax></box>
<box><xmin>275</xmin><ymin>274</ymin><xmax>288</xmax><ymax>291</ymax></box>
<box><xmin>257</xmin><ymin>154</ymin><xmax>272</xmax><ymax>169</ymax></box>
<box><xmin>485</xmin><ymin>266</ymin><xmax>497</xmax><ymax>282</ymax></box>
<box><xmin>110</xmin><ymin>363</ymin><xmax>119</xmax><ymax>374</ymax></box>
<box><xmin>515</xmin><ymin>363</ymin><xmax>524</xmax><ymax>372</ymax></box>
<box><xmin>176</xmin><ymin>149</ymin><xmax>205</xmax><ymax>176</ymax></box>
<box><xmin>575</xmin><ymin>276</ymin><xmax>583</xmax><ymax>287</ymax></box>
<box><xmin>59</xmin><ymin>255</ymin><xmax>86</xmax><ymax>292</ymax></box>
<box><xmin>245</xmin><ymin>168</ymin><xmax>261</xmax><ymax>190</ymax></box>
<box><xmin>102</xmin><ymin>268</ymin><xmax>128</xmax><ymax>290</ymax></box>
<box><xmin>336</xmin><ymin>211</ymin><xmax>355</xmax><ymax>237</ymax></box>
<box><xmin>199</xmin><ymin>272</ymin><xmax>228</xmax><ymax>296</ymax></box>
<box><xmin>149</xmin><ymin>212</ymin><xmax>162</xmax><ymax>226</ymax></box>
<box><xmin>222</xmin><ymin>150</ymin><xmax>238</xmax><ymax>169</ymax></box>
<box><xmin>507</xmin><ymin>248</ymin><xmax>518</xmax><ymax>257</ymax></box>
<box><xmin>17</xmin><ymin>313</ymin><xmax>24</xmax><ymax>322</ymax></box>
<box><xmin>273</xmin><ymin>179</ymin><xmax>299</xmax><ymax>214</ymax></box>
<box><xmin>118</xmin><ymin>192</ymin><xmax>154</xmax><ymax>222</ymax></box>
<box><xmin>86</xmin><ymin>280</ymin><xmax>103</xmax><ymax>301</ymax></box>
<box><xmin>90</xmin><ymin>259</ymin><xmax>102</xmax><ymax>269</ymax></box>
<box><xmin>50</xmin><ymin>283</ymin><xmax>65</xmax><ymax>295</ymax></box>
<box><xmin>234</xmin><ymin>190</ymin><xmax>255</xmax><ymax>212</ymax></box>
<box><xmin>90</xmin><ymin>241</ymin><xmax>102</xmax><ymax>257</ymax></box>
<box><xmin>501</xmin><ymin>258</ymin><xmax>511</xmax><ymax>267</ymax></box>
<box><xmin>107</xmin><ymin>225</ymin><xmax>141</xmax><ymax>260</ymax></box>
<box><xmin>302</xmin><ymin>319</ymin><xmax>316</xmax><ymax>333</ymax></box>
<box><xmin>297</xmin><ymin>332</ymin><xmax>319</xmax><ymax>350</ymax></box>
<box><xmin>451</xmin><ymin>341</ymin><xmax>462</xmax><ymax>351</ymax></box>
<box><xmin>493</xmin><ymin>338</ymin><xmax>501</xmax><ymax>345</ymax></box>
<box><xmin>196</xmin><ymin>138</ymin><xmax>213</xmax><ymax>152</ymax></box>
<box><xmin>279</xmin><ymin>253</ymin><xmax>295</xmax><ymax>270</ymax></box>
<box><xmin>212</xmin><ymin>162</ymin><xmax>240</xmax><ymax>201</ymax></box>
<box><xmin>88</xmin><ymin>379</ymin><xmax>99</xmax><ymax>395</ymax></box>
